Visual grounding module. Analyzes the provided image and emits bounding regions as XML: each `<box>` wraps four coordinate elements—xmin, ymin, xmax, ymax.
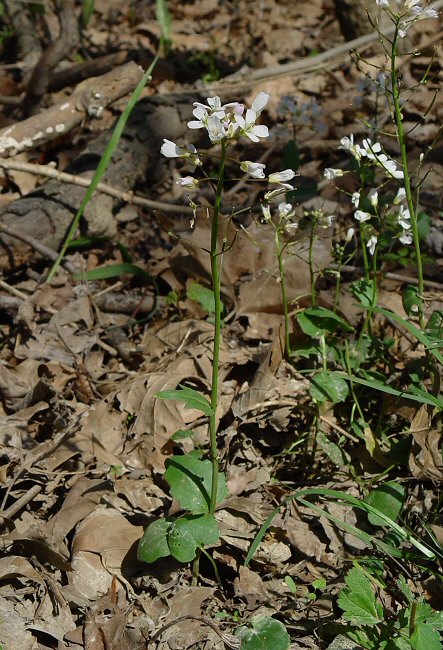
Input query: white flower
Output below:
<box><xmin>355</xmin><ymin>210</ymin><xmax>372</xmax><ymax>222</ymax></box>
<box><xmin>394</xmin><ymin>187</ymin><xmax>406</xmax><ymax>204</ymax></box>
<box><xmin>264</xmin><ymin>183</ymin><xmax>294</xmax><ymax>202</ymax></box>
<box><xmin>176</xmin><ymin>176</ymin><xmax>198</xmax><ymax>189</ymax></box>
<box><xmin>340</xmin><ymin>134</ymin><xmax>362</xmax><ymax>161</ymax></box>
<box><xmin>206</xmin><ymin>115</ymin><xmax>227</xmax><ymax>143</ymax></box>
<box><xmin>367</xmin><ymin>235</ymin><xmax>378</xmax><ymax>256</ymax></box>
<box><xmin>240</xmin><ymin>160</ymin><xmax>266</xmax><ymax>179</ymax></box>
<box><xmin>323</xmin><ymin>215</ymin><xmax>334</xmax><ymax>227</ymax></box>
<box><xmin>161</xmin><ymin>139</ymin><xmax>196</xmax><ymax>158</ymax></box>
<box><xmin>352</xmin><ymin>191</ymin><xmax>360</xmax><ymax>208</ymax></box>
<box><xmin>235</xmin><ymin>109</ymin><xmax>269</xmax><ymax>142</ymax></box>
<box><xmin>261</xmin><ymin>204</ymin><xmax>272</xmax><ymax>221</ymax></box>
<box><xmin>160</xmin><ymin>139</ymin><xmax>202</xmax><ymax>169</ymax></box>
<box><xmin>368</xmin><ymin>188</ymin><xmax>379</xmax><ymax>208</ymax></box>
<box><xmin>397</xmin><ymin>204</ymin><xmax>411</xmax><ymax>229</ymax></box>
<box><xmin>346</xmin><ymin>227</ymin><xmax>355</xmax><ymax>242</ymax></box>
<box><xmin>278</xmin><ymin>202</ymin><xmax>295</xmax><ymax>219</ymax></box>
<box><xmin>251</xmin><ymin>91</ymin><xmax>270</xmax><ymax>115</ymax></box>
<box><xmin>399</xmin><ymin>232</ymin><xmax>413</xmax><ymax>244</ymax></box>
<box><xmin>376</xmin><ymin>0</ymin><xmax>390</xmax><ymax>7</ymax></box>
<box><xmin>268</xmin><ymin>169</ymin><xmax>296</xmax><ymax>183</ymax></box>
<box><xmin>380</xmin><ymin>157</ymin><xmax>404</xmax><ymax>180</ymax></box>
<box><xmin>324</xmin><ymin>168</ymin><xmax>344</xmax><ymax>179</ymax></box>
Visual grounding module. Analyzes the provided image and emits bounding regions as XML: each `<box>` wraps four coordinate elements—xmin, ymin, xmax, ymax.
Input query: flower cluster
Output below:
<box><xmin>161</xmin><ymin>92</ymin><xmax>296</xmax><ymax>197</ymax></box>
<box><xmin>262</xmin><ymin>201</ymin><xmax>298</xmax><ymax>232</ymax></box>
<box><xmin>188</xmin><ymin>92</ymin><xmax>270</xmax><ymax>144</ymax></box>
<box><xmin>376</xmin><ymin>0</ymin><xmax>438</xmax><ymax>37</ymax></box>
<box><xmin>339</xmin><ymin>135</ymin><xmax>404</xmax><ymax>180</ymax></box>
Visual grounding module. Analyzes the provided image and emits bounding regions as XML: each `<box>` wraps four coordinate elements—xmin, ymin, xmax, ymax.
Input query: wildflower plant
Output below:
<box><xmin>137</xmin><ymin>91</ymin><xmax>296</xmax><ymax>578</ymax></box>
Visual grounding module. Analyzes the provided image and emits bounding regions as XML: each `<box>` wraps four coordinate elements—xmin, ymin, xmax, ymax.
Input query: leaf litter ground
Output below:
<box><xmin>0</xmin><ymin>0</ymin><xmax>442</xmax><ymax>648</ymax></box>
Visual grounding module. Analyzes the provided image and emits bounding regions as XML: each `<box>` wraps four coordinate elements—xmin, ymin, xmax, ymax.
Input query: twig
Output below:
<box><xmin>0</xmin><ymin>159</ymin><xmax>194</xmax><ymax>215</ymax></box>
<box><xmin>4</xmin><ymin>0</ymin><xmax>42</xmax><ymax>71</ymax></box>
<box><xmin>148</xmin><ymin>615</ymin><xmax>240</xmax><ymax>649</ymax></box>
<box><xmin>48</xmin><ymin>51</ymin><xmax>129</xmax><ymax>93</ymax></box>
<box><xmin>329</xmin><ymin>263</ymin><xmax>443</xmax><ymax>291</ymax></box>
<box><xmin>0</xmin><ymin>278</ymin><xmax>28</xmax><ymax>299</ymax></box>
<box><xmin>0</xmin><ymin>222</ymin><xmax>78</xmax><ymax>274</ymax></box>
<box><xmin>1</xmin><ymin>483</ymin><xmax>42</xmax><ymax>519</ymax></box>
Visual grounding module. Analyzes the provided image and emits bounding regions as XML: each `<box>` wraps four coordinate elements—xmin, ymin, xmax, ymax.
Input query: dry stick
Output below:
<box><xmin>0</xmin><ymin>222</ymin><xmax>78</xmax><ymax>274</ymax></box>
<box><xmin>22</xmin><ymin>0</ymin><xmax>79</xmax><ymax>117</ymax></box>
<box><xmin>0</xmin><ymin>159</ymin><xmax>194</xmax><ymax>215</ymax></box>
<box><xmin>203</xmin><ymin>3</ymin><xmax>443</xmax><ymax>93</ymax></box>
<box><xmin>0</xmin><ymin>61</ymin><xmax>144</xmax><ymax>157</ymax></box>
<box><xmin>148</xmin><ymin>615</ymin><xmax>240</xmax><ymax>649</ymax></box>
<box><xmin>48</xmin><ymin>51</ymin><xmax>129</xmax><ymax>93</ymax></box>
<box><xmin>329</xmin><ymin>263</ymin><xmax>443</xmax><ymax>291</ymax></box>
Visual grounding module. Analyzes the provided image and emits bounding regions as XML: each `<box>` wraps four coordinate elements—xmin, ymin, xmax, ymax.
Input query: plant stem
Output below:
<box><xmin>309</xmin><ymin>217</ymin><xmax>317</xmax><ymax>305</ymax></box>
<box><xmin>208</xmin><ymin>143</ymin><xmax>227</xmax><ymax>516</ymax></box>
<box><xmin>390</xmin><ymin>23</ymin><xmax>424</xmax><ymax>323</ymax></box>
<box><xmin>275</xmin><ymin>227</ymin><xmax>291</xmax><ymax>358</ymax></box>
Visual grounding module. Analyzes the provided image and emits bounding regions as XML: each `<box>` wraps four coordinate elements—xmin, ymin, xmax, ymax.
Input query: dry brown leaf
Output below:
<box><xmin>70</xmin><ymin>505</ymin><xmax>143</xmax><ymax>600</ymax></box>
<box><xmin>409</xmin><ymin>405</ymin><xmax>443</xmax><ymax>481</ymax></box>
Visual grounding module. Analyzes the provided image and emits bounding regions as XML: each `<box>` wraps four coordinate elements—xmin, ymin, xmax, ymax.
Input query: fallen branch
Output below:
<box><xmin>0</xmin><ymin>159</ymin><xmax>194</xmax><ymax>215</ymax></box>
<box><xmin>0</xmin><ymin>61</ymin><xmax>144</xmax><ymax>157</ymax></box>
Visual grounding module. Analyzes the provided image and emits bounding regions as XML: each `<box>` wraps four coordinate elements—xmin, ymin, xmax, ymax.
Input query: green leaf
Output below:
<box><xmin>82</xmin><ymin>0</ymin><xmax>95</xmax><ymax>27</ymax></box>
<box><xmin>137</xmin><ymin>519</ymin><xmax>171</xmax><ymax>563</ymax></box>
<box><xmin>417</xmin><ymin>212</ymin><xmax>431</xmax><ymax>240</ymax></box>
<box><xmin>234</xmin><ymin>617</ymin><xmax>290</xmax><ymax>650</ymax></box>
<box><xmin>156</xmin><ymin>385</ymin><xmax>213</xmax><ymax>417</ymax></box>
<box><xmin>402</xmin><ymin>285</ymin><xmax>422</xmax><ymax>317</ymax></box>
<box><xmin>74</xmin><ymin>263</ymin><xmax>152</xmax><ymax>282</ymax></box>
<box><xmin>187</xmin><ymin>282</ymin><xmax>223</xmax><ymax>314</ymax></box>
<box><xmin>364</xmin><ymin>481</ymin><xmax>406</xmax><ymax>527</ymax></box>
<box><xmin>410</xmin><ymin>622</ymin><xmax>442</xmax><ymax>650</ymax></box>
<box><xmin>155</xmin><ymin>0</ymin><xmax>172</xmax><ymax>46</ymax></box>
<box><xmin>164</xmin><ymin>455</ymin><xmax>227</xmax><ymax>514</ymax></box>
<box><xmin>376</xmin><ymin>308</ymin><xmax>443</xmax><ymax>366</ymax></box>
<box><xmin>168</xmin><ymin>514</ymin><xmax>219</xmax><ymax>562</ymax></box>
<box><xmin>336</xmin><ymin>372</ymin><xmax>443</xmax><ymax>410</ymax></box>
<box><xmin>337</xmin><ymin>567</ymin><xmax>383</xmax><ymax>626</ymax></box>
<box><xmin>351</xmin><ymin>278</ymin><xmax>377</xmax><ymax>309</ymax></box>
<box><xmin>297</xmin><ymin>306</ymin><xmax>353</xmax><ymax>337</ymax></box>
<box><xmin>310</xmin><ymin>371</ymin><xmax>349</xmax><ymax>404</ymax></box>
<box><xmin>282</xmin><ymin>140</ymin><xmax>300</xmax><ymax>173</ymax></box>
<box><xmin>170</xmin><ymin>429</ymin><xmax>195</xmax><ymax>441</ymax></box>
<box><xmin>316</xmin><ymin>430</ymin><xmax>350</xmax><ymax>467</ymax></box>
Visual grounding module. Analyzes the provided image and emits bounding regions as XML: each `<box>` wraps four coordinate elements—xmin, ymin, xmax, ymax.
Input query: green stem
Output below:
<box><xmin>390</xmin><ymin>23</ymin><xmax>424</xmax><ymax>322</ymax></box>
<box><xmin>309</xmin><ymin>217</ymin><xmax>317</xmax><ymax>305</ymax></box>
<box><xmin>275</xmin><ymin>227</ymin><xmax>291</xmax><ymax>358</ymax></box>
<box><xmin>208</xmin><ymin>143</ymin><xmax>227</xmax><ymax>516</ymax></box>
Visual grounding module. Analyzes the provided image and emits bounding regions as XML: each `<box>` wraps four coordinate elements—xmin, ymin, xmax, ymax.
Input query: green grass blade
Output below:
<box><xmin>376</xmin><ymin>307</ymin><xmax>443</xmax><ymax>366</ymax></box>
<box><xmin>337</xmin><ymin>373</ymin><xmax>443</xmax><ymax>410</ymax></box>
<box><xmin>47</xmin><ymin>53</ymin><xmax>160</xmax><ymax>282</ymax></box>
<box><xmin>245</xmin><ymin>487</ymin><xmax>435</xmax><ymax>567</ymax></box>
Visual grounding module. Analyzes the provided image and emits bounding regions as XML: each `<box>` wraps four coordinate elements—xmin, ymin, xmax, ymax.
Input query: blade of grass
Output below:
<box><xmin>376</xmin><ymin>307</ymin><xmax>443</xmax><ymax>366</ymax></box>
<box><xmin>337</xmin><ymin>373</ymin><xmax>443</xmax><ymax>410</ymax></box>
<box><xmin>47</xmin><ymin>53</ymin><xmax>160</xmax><ymax>283</ymax></box>
<box><xmin>244</xmin><ymin>487</ymin><xmax>436</xmax><ymax>567</ymax></box>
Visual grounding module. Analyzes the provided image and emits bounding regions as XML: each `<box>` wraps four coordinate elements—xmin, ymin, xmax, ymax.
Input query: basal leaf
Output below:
<box><xmin>165</xmin><ymin>455</ymin><xmax>227</xmax><ymax>514</ymax></box>
<box><xmin>337</xmin><ymin>567</ymin><xmax>383</xmax><ymax>626</ymax></box>
<box><xmin>167</xmin><ymin>514</ymin><xmax>219</xmax><ymax>563</ymax></box>
<box><xmin>187</xmin><ymin>282</ymin><xmax>223</xmax><ymax>314</ymax></box>
<box><xmin>298</xmin><ymin>306</ymin><xmax>354</xmax><ymax>337</ymax></box>
<box><xmin>137</xmin><ymin>518</ymin><xmax>171</xmax><ymax>563</ymax></box>
<box><xmin>234</xmin><ymin>617</ymin><xmax>290</xmax><ymax>650</ymax></box>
